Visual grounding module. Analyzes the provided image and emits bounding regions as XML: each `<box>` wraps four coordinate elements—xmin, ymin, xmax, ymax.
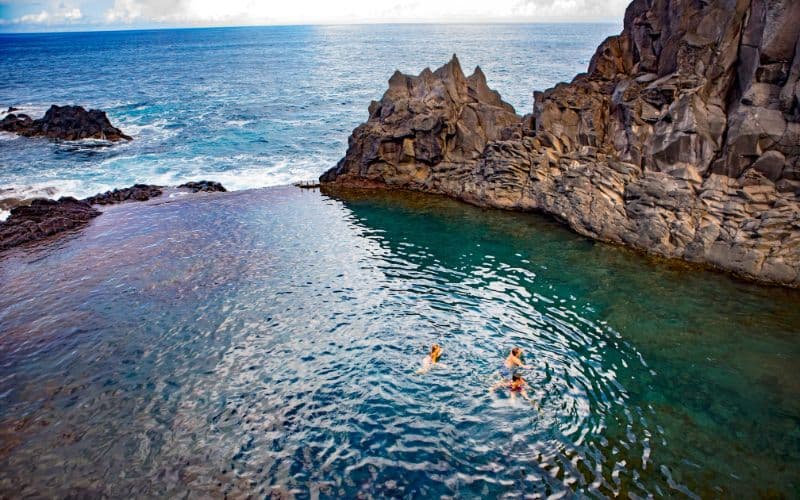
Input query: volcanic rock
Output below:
<box><xmin>178</xmin><ymin>181</ymin><xmax>227</xmax><ymax>193</ymax></box>
<box><xmin>321</xmin><ymin>0</ymin><xmax>800</xmax><ymax>287</ymax></box>
<box><xmin>0</xmin><ymin>198</ymin><xmax>100</xmax><ymax>251</ymax></box>
<box><xmin>84</xmin><ymin>184</ymin><xmax>164</xmax><ymax>205</ymax></box>
<box><xmin>0</xmin><ymin>105</ymin><xmax>132</xmax><ymax>141</ymax></box>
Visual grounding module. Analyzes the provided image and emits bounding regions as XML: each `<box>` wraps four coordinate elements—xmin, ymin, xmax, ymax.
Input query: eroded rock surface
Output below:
<box><xmin>0</xmin><ymin>198</ymin><xmax>100</xmax><ymax>251</ymax></box>
<box><xmin>321</xmin><ymin>0</ymin><xmax>800</xmax><ymax>287</ymax></box>
<box><xmin>178</xmin><ymin>181</ymin><xmax>227</xmax><ymax>193</ymax></box>
<box><xmin>84</xmin><ymin>184</ymin><xmax>164</xmax><ymax>205</ymax></box>
<box><xmin>0</xmin><ymin>105</ymin><xmax>132</xmax><ymax>141</ymax></box>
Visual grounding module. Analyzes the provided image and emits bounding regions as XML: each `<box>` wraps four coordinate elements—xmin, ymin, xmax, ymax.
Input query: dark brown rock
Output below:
<box><xmin>178</xmin><ymin>181</ymin><xmax>227</xmax><ymax>193</ymax></box>
<box><xmin>84</xmin><ymin>184</ymin><xmax>164</xmax><ymax>205</ymax></box>
<box><xmin>321</xmin><ymin>0</ymin><xmax>800</xmax><ymax>287</ymax></box>
<box><xmin>0</xmin><ymin>198</ymin><xmax>100</xmax><ymax>251</ymax></box>
<box><xmin>0</xmin><ymin>105</ymin><xmax>132</xmax><ymax>142</ymax></box>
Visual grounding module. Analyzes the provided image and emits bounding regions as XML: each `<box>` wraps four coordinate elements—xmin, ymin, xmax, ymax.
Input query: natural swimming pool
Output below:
<box><xmin>1</xmin><ymin>186</ymin><xmax>798</xmax><ymax>497</ymax></box>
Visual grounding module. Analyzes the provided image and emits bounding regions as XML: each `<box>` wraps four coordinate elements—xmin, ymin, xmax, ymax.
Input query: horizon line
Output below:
<box><xmin>0</xmin><ymin>19</ymin><xmax>622</xmax><ymax>36</ymax></box>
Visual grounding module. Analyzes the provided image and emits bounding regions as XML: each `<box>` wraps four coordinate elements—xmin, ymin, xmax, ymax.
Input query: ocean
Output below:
<box><xmin>0</xmin><ymin>23</ymin><xmax>618</xmax><ymax>217</ymax></box>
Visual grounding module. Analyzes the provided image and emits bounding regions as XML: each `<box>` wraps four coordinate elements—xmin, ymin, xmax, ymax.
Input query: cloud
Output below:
<box><xmin>103</xmin><ymin>0</ymin><xmax>626</xmax><ymax>26</ymax></box>
<box><xmin>512</xmin><ymin>0</ymin><xmax>628</xmax><ymax>20</ymax></box>
<box><xmin>6</xmin><ymin>2</ymin><xmax>83</xmax><ymax>24</ymax></box>
<box><xmin>5</xmin><ymin>0</ymin><xmax>628</xmax><ymax>28</ymax></box>
<box><xmin>105</xmin><ymin>0</ymin><xmax>270</xmax><ymax>24</ymax></box>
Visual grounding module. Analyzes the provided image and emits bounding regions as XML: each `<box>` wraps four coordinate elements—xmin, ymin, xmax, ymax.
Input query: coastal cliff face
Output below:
<box><xmin>321</xmin><ymin>0</ymin><xmax>800</xmax><ymax>287</ymax></box>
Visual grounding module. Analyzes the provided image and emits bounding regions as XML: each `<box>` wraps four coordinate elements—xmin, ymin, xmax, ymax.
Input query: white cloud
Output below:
<box><xmin>102</xmin><ymin>0</ymin><xmax>626</xmax><ymax>25</ymax></box>
<box><xmin>8</xmin><ymin>2</ymin><xmax>83</xmax><ymax>24</ymax></box>
<box><xmin>19</xmin><ymin>10</ymin><xmax>50</xmax><ymax>23</ymax></box>
<box><xmin>512</xmin><ymin>0</ymin><xmax>630</xmax><ymax>20</ymax></box>
<box><xmin>3</xmin><ymin>0</ymin><xmax>627</xmax><ymax>28</ymax></box>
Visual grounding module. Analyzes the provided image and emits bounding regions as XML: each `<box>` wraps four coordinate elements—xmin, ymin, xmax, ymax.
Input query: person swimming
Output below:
<box><xmin>416</xmin><ymin>343</ymin><xmax>443</xmax><ymax>374</ymax></box>
<box><xmin>490</xmin><ymin>373</ymin><xmax>536</xmax><ymax>405</ymax></box>
<box><xmin>499</xmin><ymin>347</ymin><xmax>532</xmax><ymax>379</ymax></box>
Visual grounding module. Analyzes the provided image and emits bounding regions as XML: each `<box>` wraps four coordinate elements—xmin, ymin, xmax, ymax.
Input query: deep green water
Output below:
<box><xmin>1</xmin><ymin>186</ymin><xmax>798</xmax><ymax>497</ymax></box>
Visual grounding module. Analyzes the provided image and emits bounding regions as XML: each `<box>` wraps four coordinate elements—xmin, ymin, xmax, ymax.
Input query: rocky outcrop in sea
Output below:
<box><xmin>320</xmin><ymin>0</ymin><xmax>800</xmax><ymax>287</ymax></box>
<box><xmin>0</xmin><ymin>105</ymin><xmax>132</xmax><ymax>141</ymax></box>
<box><xmin>0</xmin><ymin>182</ymin><xmax>225</xmax><ymax>251</ymax></box>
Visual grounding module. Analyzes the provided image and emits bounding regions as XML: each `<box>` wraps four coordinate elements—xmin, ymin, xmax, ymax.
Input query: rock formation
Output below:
<box><xmin>0</xmin><ymin>105</ymin><xmax>132</xmax><ymax>141</ymax></box>
<box><xmin>83</xmin><ymin>184</ymin><xmax>164</xmax><ymax>205</ymax></box>
<box><xmin>0</xmin><ymin>198</ymin><xmax>100</xmax><ymax>251</ymax></box>
<box><xmin>0</xmin><ymin>181</ymin><xmax>225</xmax><ymax>251</ymax></box>
<box><xmin>321</xmin><ymin>0</ymin><xmax>800</xmax><ymax>287</ymax></box>
<box><xmin>178</xmin><ymin>181</ymin><xmax>227</xmax><ymax>193</ymax></box>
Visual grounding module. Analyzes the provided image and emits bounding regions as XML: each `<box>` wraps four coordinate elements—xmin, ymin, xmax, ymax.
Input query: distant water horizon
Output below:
<box><xmin>0</xmin><ymin>23</ymin><xmax>618</xmax><ymax>218</ymax></box>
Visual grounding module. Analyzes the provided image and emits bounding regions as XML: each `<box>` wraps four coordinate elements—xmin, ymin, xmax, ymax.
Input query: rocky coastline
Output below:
<box><xmin>1</xmin><ymin>105</ymin><xmax>131</xmax><ymax>142</ymax></box>
<box><xmin>321</xmin><ymin>0</ymin><xmax>800</xmax><ymax>287</ymax></box>
<box><xmin>0</xmin><ymin>182</ymin><xmax>226</xmax><ymax>251</ymax></box>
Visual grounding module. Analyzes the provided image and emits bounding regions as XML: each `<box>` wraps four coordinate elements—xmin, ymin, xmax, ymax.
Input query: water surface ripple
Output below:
<box><xmin>0</xmin><ymin>187</ymin><xmax>798</xmax><ymax>497</ymax></box>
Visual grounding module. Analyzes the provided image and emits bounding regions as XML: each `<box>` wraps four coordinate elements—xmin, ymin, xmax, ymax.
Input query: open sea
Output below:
<box><xmin>0</xmin><ymin>23</ymin><xmax>618</xmax><ymax>217</ymax></box>
<box><xmin>1</xmin><ymin>24</ymin><xmax>800</xmax><ymax>498</ymax></box>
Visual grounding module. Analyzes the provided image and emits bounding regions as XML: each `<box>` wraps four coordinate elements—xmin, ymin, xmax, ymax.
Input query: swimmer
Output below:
<box><xmin>416</xmin><ymin>344</ymin><xmax>443</xmax><ymax>374</ymax></box>
<box><xmin>499</xmin><ymin>347</ymin><xmax>532</xmax><ymax>379</ymax></box>
<box><xmin>491</xmin><ymin>373</ymin><xmax>538</xmax><ymax>407</ymax></box>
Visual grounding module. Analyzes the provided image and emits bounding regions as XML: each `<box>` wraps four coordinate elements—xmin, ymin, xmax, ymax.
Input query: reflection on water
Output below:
<box><xmin>0</xmin><ymin>186</ymin><xmax>798</xmax><ymax>497</ymax></box>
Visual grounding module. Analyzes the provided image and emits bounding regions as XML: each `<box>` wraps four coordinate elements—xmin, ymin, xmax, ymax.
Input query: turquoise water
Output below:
<box><xmin>1</xmin><ymin>187</ymin><xmax>798</xmax><ymax>497</ymax></box>
<box><xmin>0</xmin><ymin>23</ymin><xmax>618</xmax><ymax>212</ymax></box>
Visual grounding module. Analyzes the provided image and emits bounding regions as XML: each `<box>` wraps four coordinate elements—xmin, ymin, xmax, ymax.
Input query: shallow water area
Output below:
<box><xmin>0</xmin><ymin>187</ymin><xmax>798</xmax><ymax>497</ymax></box>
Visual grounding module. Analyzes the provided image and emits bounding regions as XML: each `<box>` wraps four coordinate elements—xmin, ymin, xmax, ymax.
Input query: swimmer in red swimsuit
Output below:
<box><xmin>491</xmin><ymin>373</ymin><xmax>537</xmax><ymax>406</ymax></box>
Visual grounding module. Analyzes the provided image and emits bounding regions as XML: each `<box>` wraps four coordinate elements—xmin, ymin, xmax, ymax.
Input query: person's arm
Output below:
<box><xmin>513</xmin><ymin>357</ymin><xmax>533</xmax><ymax>369</ymax></box>
<box><xmin>416</xmin><ymin>356</ymin><xmax>432</xmax><ymax>374</ymax></box>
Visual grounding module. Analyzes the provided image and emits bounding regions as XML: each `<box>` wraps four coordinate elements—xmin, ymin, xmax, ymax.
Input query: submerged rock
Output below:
<box><xmin>321</xmin><ymin>0</ymin><xmax>800</xmax><ymax>287</ymax></box>
<box><xmin>0</xmin><ymin>105</ymin><xmax>132</xmax><ymax>141</ymax></box>
<box><xmin>178</xmin><ymin>181</ymin><xmax>227</xmax><ymax>193</ymax></box>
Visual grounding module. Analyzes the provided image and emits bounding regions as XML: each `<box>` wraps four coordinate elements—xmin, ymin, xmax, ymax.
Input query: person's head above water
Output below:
<box><xmin>511</xmin><ymin>347</ymin><xmax>522</xmax><ymax>357</ymax></box>
<box><xmin>430</xmin><ymin>344</ymin><xmax>442</xmax><ymax>361</ymax></box>
<box><xmin>512</xmin><ymin>373</ymin><xmax>522</xmax><ymax>382</ymax></box>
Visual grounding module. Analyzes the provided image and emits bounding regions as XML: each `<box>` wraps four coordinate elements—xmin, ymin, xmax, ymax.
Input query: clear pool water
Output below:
<box><xmin>1</xmin><ymin>187</ymin><xmax>798</xmax><ymax>497</ymax></box>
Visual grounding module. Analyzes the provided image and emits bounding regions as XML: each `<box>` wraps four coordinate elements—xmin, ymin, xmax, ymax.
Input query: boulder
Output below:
<box><xmin>0</xmin><ymin>105</ymin><xmax>132</xmax><ymax>141</ymax></box>
<box><xmin>84</xmin><ymin>184</ymin><xmax>164</xmax><ymax>205</ymax></box>
<box><xmin>178</xmin><ymin>181</ymin><xmax>227</xmax><ymax>193</ymax></box>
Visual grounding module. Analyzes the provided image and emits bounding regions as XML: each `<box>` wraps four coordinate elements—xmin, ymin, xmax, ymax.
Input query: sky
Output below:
<box><xmin>0</xmin><ymin>0</ymin><xmax>629</xmax><ymax>32</ymax></box>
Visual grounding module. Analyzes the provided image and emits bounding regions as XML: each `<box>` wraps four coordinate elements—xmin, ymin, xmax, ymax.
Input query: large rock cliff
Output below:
<box><xmin>321</xmin><ymin>0</ymin><xmax>800</xmax><ymax>287</ymax></box>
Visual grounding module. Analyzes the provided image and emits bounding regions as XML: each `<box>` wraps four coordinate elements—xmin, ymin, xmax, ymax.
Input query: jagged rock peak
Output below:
<box><xmin>321</xmin><ymin>55</ymin><xmax>521</xmax><ymax>184</ymax></box>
